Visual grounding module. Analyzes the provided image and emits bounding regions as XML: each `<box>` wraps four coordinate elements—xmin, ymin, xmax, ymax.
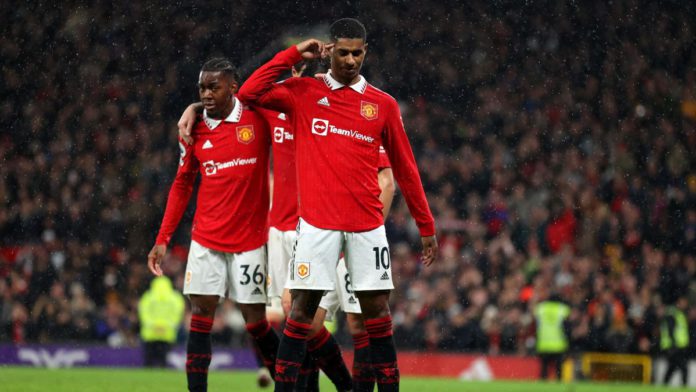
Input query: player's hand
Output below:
<box><xmin>420</xmin><ymin>235</ymin><xmax>438</xmax><ymax>267</ymax></box>
<box><xmin>291</xmin><ymin>63</ymin><xmax>307</xmax><ymax>78</ymax></box>
<box><xmin>147</xmin><ymin>244</ymin><xmax>167</xmax><ymax>276</ymax></box>
<box><xmin>314</xmin><ymin>73</ymin><xmax>326</xmax><ymax>80</ymax></box>
<box><xmin>178</xmin><ymin>103</ymin><xmax>200</xmax><ymax>145</ymax></box>
<box><xmin>295</xmin><ymin>39</ymin><xmax>332</xmax><ymax>60</ymax></box>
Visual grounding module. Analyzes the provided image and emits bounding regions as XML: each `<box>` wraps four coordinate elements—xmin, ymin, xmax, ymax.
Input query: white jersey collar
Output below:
<box><xmin>203</xmin><ymin>96</ymin><xmax>243</xmax><ymax>130</ymax></box>
<box><xmin>323</xmin><ymin>70</ymin><xmax>368</xmax><ymax>94</ymax></box>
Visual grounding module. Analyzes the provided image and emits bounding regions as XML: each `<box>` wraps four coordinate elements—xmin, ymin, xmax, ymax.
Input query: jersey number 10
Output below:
<box><xmin>372</xmin><ymin>247</ymin><xmax>390</xmax><ymax>270</ymax></box>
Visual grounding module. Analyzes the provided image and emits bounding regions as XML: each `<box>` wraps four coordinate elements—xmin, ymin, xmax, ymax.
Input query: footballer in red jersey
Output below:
<box><xmin>177</xmin><ymin>63</ymin><xmax>357</xmax><ymax>391</ymax></box>
<box><xmin>313</xmin><ymin>145</ymin><xmax>395</xmax><ymax>391</ymax></box>
<box><xmin>238</xmin><ymin>19</ymin><xmax>438</xmax><ymax>392</ymax></box>
<box><xmin>147</xmin><ymin>58</ymin><xmax>279</xmax><ymax>392</ymax></box>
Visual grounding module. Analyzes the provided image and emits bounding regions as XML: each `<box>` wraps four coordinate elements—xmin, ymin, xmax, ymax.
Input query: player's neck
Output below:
<box><xmin>213</xmin><ymin>98</ymin><xmax>235</xmax><ymax>120</ymax></box>
<box><xmin>331</xmin><ymin>70</ymin><xmax>361</xmax><ymax>87</ymax></box>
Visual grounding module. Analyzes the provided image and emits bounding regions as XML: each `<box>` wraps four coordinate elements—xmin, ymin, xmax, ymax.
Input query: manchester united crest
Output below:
<box><xmin>236</xmin><ymin>125</ymin><xmax>255</xmax><ymax>144</ymax></box>
<box><xmin>297</xmin><ymin>262</ymin><xmax>310</xmax><ymax>279</ymax></box>
<box><xmin>360</xmin><ymin>101</ymin><xmax>378</xmax><ymax>120</ymax></box>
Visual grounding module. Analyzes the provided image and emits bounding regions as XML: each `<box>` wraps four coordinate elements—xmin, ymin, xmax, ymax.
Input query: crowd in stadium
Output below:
<box><xmin>1</xmin><ymin>0</ymin><xmax>695</xmax><ymax>360</ymax></box>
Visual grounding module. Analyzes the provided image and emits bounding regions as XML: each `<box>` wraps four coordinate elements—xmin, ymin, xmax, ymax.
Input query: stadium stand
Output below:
<box><xmin>0</xmin><ymin>0</ymin><xmax>694</xmax><ymax>366</ymax></box>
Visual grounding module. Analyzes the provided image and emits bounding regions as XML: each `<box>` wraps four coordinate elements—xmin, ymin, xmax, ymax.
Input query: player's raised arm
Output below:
<box><xmin>238</xmin><ymin>39</ymin><xmax>328</xmax><ymax>113</ymax></box>
<box><xmin>148</xmin><ymin>139</ymin><xmax>199</xmax><ymax>275</ymax></box>
<box><xmin>381</xmin><ymin>99</ymin><xmax>439</xmax><ymax>265</ymax></box>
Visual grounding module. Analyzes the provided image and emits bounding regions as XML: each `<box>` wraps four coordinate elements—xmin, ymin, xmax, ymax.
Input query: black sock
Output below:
<box><xmin>308</xmin><ymin>326</ymin><xmax>352</xmax><ymax>391</ymax></box>
<box><xmin>274</xmin><ymin>318</ymin><xmax>311</xmax><ymax>391</ymax></box>
<box><xmin>352</xmin><ymin>332</ymin><xmax>375</xmax><ymax>392</ymax></box>
<box><xmin>306</xmin><ymin>367</ymin><xmax>320</xmax><ymax>392</ymax></box>
<box><xmin>253</xmin><ymin>344</ymin><xmax>265</xmax><ymax>368</ymax></box>
<box><xmin>295</xmin><ymin>352</ymin><xmax>320</xmax><ymax>392</ymax></box>
<box><xmin>365</xmin><ymin>316</ymin><xmax>399</xmax><ymax>392</ymax></box>
<box><xmin>246</xmin><ymin>318</ymin><xmax>280</xmax><ymax>378</ymax></box>
<box><xmin>187</xmin><ymin>315</ymin><xmax>213</xmax><ymax>392</ymax></box>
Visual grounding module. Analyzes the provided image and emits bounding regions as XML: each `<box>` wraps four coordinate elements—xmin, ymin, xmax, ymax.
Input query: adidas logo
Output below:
<box><xmin>202</xmin><ymin>140</ymin><xmax>213</xmax><ymax>149</ymax></box>
<box><xmin>380</xmin><ymin>271</ymin><xmax>390</xmax><ymax>281</ymax></box>
<box><xmin>348</xmin><ymin>296</ymin><xmax>356</xmax><ymax>304</ymax></box>
<box><xmin>251</xmin><ymin>287</ymin><xmax>263</xmax><ymax>295</ymax></box>
<box><xmin>317</xmin><ymin>97</ymin><xmax>330</xmax><ymax>106</ymax></box>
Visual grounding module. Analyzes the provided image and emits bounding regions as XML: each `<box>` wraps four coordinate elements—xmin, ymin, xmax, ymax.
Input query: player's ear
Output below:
<box><xmin>229</xmin><ymin>80</ymin><xmax>239</xmax><ymax>95</ymax></box>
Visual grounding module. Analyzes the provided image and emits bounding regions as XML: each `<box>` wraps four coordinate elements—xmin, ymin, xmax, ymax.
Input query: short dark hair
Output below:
<box><xmin>201</xmin><ymin>58</ymin><xmax>239</xmax><ymax>83</ymax></box>
<box><xmin>329</xmin><ymin>18</ymin><xmax>367</xmax><ymax>42</ymax></box>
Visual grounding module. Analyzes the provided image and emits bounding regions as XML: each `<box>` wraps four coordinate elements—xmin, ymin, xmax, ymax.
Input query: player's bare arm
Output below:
<box><xmin>147</xmin><ymin>244</ymin><xmax>167</xmax><ymax>276</ymax></box>
<box><xmin>378</xmin><ymin>168</ymin><xmax>395</xmax><ymax>219</ymax></box>
<box><xmin>177</xmin><ymin>102</ymin><xmax>203</xmax><ymax>145</ymax></box>
<box><xmin>420</xmin><ymin>235</ymin><xmax>438</xmax><ymax>266</ymax></box>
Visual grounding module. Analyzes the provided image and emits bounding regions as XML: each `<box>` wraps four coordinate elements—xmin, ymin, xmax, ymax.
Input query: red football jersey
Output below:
<box><xmin>259</xmin><ymin>108</ymin><xmax>299</xmax><ymax>232</ymax></box>
<box><xmin>378</xmin><ymin>145</ymin><xmax>391</xmax><ymax>170</ymax></box>
<box><xmin>239</xmin><ymin>46</ymin><xmax>435</xmax><ymax>236</ymax></box>
<box><xmin>155</xmin><ymin>98</ymin><xmax>271</xmax><ymax>253</ymax></box>
<box><xmin>258</xmin><ymin>107</ymin><xmax>388</xmax><ymax>232</ymax></box>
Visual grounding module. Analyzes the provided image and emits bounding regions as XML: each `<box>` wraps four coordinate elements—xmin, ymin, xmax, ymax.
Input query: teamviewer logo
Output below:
<box><xmin>311</xmin><ymin>118</ymin><xmax>329</xmax><ymax>136</ymax></box>
<box><xmin>274</xmin><ymin>127</ymin><xmax>285</xmax><ymax>143</ymax></box>
<box><xmin>202</xmin><ymin>160</ymin><xmax>217</xmax><ymax>176</ymax></box>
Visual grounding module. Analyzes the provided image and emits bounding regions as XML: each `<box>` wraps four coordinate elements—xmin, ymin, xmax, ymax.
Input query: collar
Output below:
<box><xmin>323</xmin><ymin>70</ymin><xmax>368</xmax><ymax>94</ymax></box>
<box><xmin>202</xmin><ymin>96</ymin><xmax>243</xmax><ymax>130</ymax></box>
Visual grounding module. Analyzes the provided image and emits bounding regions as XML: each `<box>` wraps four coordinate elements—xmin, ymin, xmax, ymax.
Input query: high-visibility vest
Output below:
<box><xmin>138</xmin><ymin>276</ymin><xmax>185</xmax><ymax>343</ymax></box>
<box><xmin>660</xmin><ymin>307</ymin><xmax>689</xmax><ymax>350</ymax></box>
<box><xmin>534</xmin><ymin>300</ymin><xmax>570</xmax><ymax>353</ymax></box>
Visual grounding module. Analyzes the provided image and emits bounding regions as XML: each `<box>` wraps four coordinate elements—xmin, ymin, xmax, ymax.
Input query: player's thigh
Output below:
<box><xmin>183</xmin><ymin>240</ymin><xmax>227</xmax><ymax>298</ymax></box>
<box><xmin>344</xmin><ymin>225</ymin><xmax>393</xmax><ymax>292</ymax></box>
<box><xmin>267</xmin><ymin>227</ymin><xmax>296</xmax><ymax>300</ymax></box>
<box><xmin>227</xmin><ymin>245</ymin><xmax>268</xmax><ymax>304</ymax></box>
<box><xmin>287</xmin><ymin>218</ymin><xmax>342</xmax><ymax>291</ymax></box>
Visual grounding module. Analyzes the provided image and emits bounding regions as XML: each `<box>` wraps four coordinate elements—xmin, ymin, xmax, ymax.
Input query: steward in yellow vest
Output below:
<box><xmin>660</xmin><ymin>296</ymin><xmax>690</xmax><ymax>386</ymax></box>
<box><xmin>534</xmin><ymin>294</ymin><xmax>570</xmax><ymax>380</ymax></box>
<box><xmin>138</xmin><ymin>276</ymin><xmax>185</xmax><ymax>367</ymax></box>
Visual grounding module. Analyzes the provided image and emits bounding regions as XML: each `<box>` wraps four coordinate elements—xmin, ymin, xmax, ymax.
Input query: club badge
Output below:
<box><xmin>237</xmin><ymin>125</ymin><xmax>255</xmax><ymax>144</ymax></box>
<box><xmin>360</xmin><ymin>101</ymin><xmax>378</xmax><ymax>120</ymax></box>
<box><xmin>297</xmin><ymin>262</ymin><xmax>310</xmax><ymax>279</ymax></box>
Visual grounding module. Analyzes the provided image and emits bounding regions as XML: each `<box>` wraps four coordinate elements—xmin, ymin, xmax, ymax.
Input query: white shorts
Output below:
<box><xmin>183</xmin><ymin>240</ymin><xmax>267</xmax><ymax>304</ymax></box>
<box><xmin>319</xmin><ymin>257</ymin><xmax>362</xmax><ymax>321</ymax></box>
<box><xmin>267</xmin><ymin>227</ymin><xmax>297</xmax><ymax>300</ymax></box>
<box><xmin>266</xmin><ymin>296</ymin><xmax>284</xmax><ymax>317</ymax></box>
<box><xmin>288</xmin><ymin>218</ymin><xmax>393</xmax><ymax>292</ymax></box>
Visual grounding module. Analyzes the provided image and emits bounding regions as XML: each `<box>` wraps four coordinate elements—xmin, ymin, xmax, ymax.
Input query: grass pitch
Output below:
<box><xmin>0</xmin><ymin>366</ymin><xmax>676</xmax><ymax>391</ymax></box>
